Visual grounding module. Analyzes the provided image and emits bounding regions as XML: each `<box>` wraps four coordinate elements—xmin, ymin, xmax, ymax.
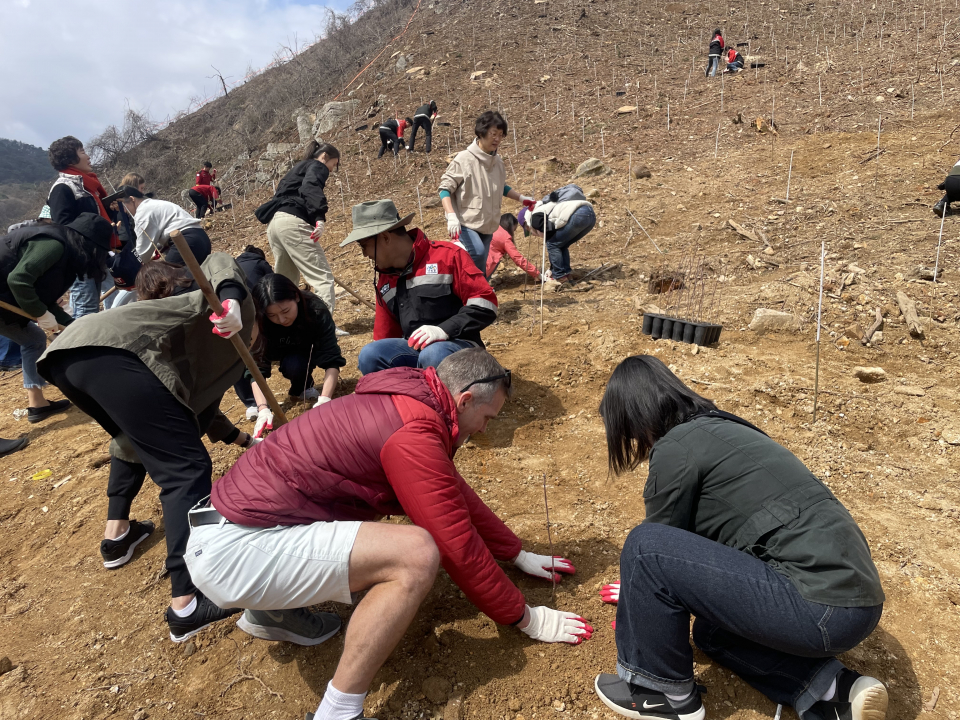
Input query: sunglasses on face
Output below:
<box><xmin>459</xmin><ymin>369</ymin><xmax>512</xmax><ymax>395</ymax></box>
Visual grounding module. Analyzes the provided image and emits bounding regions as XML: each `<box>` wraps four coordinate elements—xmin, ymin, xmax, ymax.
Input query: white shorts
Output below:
<box><xmin>185</xmin><ymin>517</ymin><xmax>362</xmax><ymax>610</ymax></box>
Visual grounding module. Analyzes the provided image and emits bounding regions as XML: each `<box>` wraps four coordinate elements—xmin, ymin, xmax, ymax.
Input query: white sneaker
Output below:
<box><xmin>245</xmin><ymin>406</ymin><xmax>258</xmax><ymax>421</ymax></box>
<box><xmin>291</xmin><ymin>387</ymin><xmax>320</xmax><ymax>402</ymax></box>
<box><xmin>335</xmin><ymin>326</ymin><xmax>350</xmax><ymax>337</ymax></box>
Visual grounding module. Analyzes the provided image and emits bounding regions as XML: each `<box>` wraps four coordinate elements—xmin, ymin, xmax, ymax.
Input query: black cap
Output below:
<box><xmin>66</xmin><ymin>213</ymin><xmax>114</xmax><ymax>251</ymax></box>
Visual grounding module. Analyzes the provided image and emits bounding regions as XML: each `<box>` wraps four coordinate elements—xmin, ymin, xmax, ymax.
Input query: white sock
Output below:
<box><xmin>109</xmin><ymin>526</ymin><xmax>130</xmax><ymax>542</ymax></box>
<box><xmin>819</xmin><ymin>677</ymin><xmax>838</xmax><ymax>702</ymax></box>
<box><xmin>665</xmin><ymin>690</ymin><xmax>693</xmax><ymax>703</ymax></box>
<box><xmin>315</xmin><ymin>681</ymin><xmax>367</xmax><ymax>720</ymax></box>
<box><xmin>171</xmin><ymin>596</ymin><xmax>198</xmax><ymax>618</ymax></box>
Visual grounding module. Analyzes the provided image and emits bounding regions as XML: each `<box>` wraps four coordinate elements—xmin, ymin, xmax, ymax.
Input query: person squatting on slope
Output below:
<box><xmin>0</xmin><ymin>212</ymin><xmax>112</xmax><ymax>423</ymax></box>
<box><xmin>243</xmin><ymin>272</ymin><xmax>346</xmax><ymax>440</ymax></box>
<box><xmin>232</xmin><ymin>245</ymin><xmax>275</xmax><ymax>420</ymax></box>
<box><xmin>486</xmin><ymin>213</ymin><xmax>541</xmax><ymax>281</ymax></box>
<box><xmin>725</xmin><ymin>47</ymin><xmax>745</xmax><ymax>72</ymax></box>
<box><xmin>378</xmin><ymin>116</ymin><xmax>411</xmax><ymax>158</ymax></box>
<box><xmin>185</xmin><ymin>348</ymin><xmax>593</xmax><ymax>720</ymax></box>
<box><xmin>933</xmin><ymin>155</ymin><xmax>960</xmax><ymax>217</ymax></box>
<box><xmin>592</xmin><ymin>355</ymin><xmax>888</xmax><ymax>720</ymax></box>
<box><xmin>518</xmin><ymin>184</ymin><xmax>596</xmax><ymax>290</ymax></box>
<box><xmin>339</xmin><ymin>199</ymin><xmax>498</xmax><ymax>374</ymax></box>
<box><xmin>38</xmin><ymin>252</ymin><xmax>257</xmax><ymax>642</ymax></box>
<box><xmin>407</xmin><ymin>101</ymin><xmax>438</xmax><ymax>152</ymax></box>
<box><xmin>46</xmin><ymin>135</ymin><xmax>119</xmax><ymax>318</ymax></box>
<box><xmin>117</xmin><ymin>185</ymin><xmax>211</xmax><ymax>266</ymax></box>
<box><xmin>439</xmin><ymin>110</ymin><xmax>536</xmax><ymax>272</ymax></box>
<box><xmin>255</xmin><ymin>140</ymin><xmax>340</xmax><ymax>312</ymax></box>
<box><xmin>706</xmin><ymin>29</ymin><xmax>724</xmax><ymax>77</ymax></box>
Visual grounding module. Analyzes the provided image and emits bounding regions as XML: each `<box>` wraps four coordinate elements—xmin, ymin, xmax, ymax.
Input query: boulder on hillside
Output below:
<box><xmin>632</xmin><ymin>165</ymin><xmax>652</xmax><ymax>179</ymax></box>
<box><xmin>853</xmin><ymin>366</ymin><xmax>887</xmax><ymax>383</ymax></box>
<box><xmin>292</xmin><ymin>108</ymin><xmax>316</xmax><ymax>144</ymax></box>
<box><xmin>573</xmin><ymin>158</ymin><xmax>609</xmax><ymax>178</ymax></box>
<box><xmin>748</xmin><ymin>308</ymin><xmax>796</xmax><ymax>334</ymax></box>
<box><xmin>313</xmin><ymin>100</ymin><xmax>359</xmax><ymax>136</ymax></box>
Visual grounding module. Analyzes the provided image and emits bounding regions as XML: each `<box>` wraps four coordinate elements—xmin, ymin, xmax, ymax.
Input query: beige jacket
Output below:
<box><xmin>438</xmin><ymin>140</ymin><xmax>507</xmax><ymax>234</ymax></box>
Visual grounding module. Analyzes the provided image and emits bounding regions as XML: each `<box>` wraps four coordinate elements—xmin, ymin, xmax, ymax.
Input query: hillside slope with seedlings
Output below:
<box><xmin>2</xmin><ymin>0</ymin><xmax>960</xmax><ymax>719</ymax></box>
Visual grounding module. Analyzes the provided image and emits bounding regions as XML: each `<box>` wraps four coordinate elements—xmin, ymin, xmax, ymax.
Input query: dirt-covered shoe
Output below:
<box><xmin>802</xmin><ymin>669</ymin><xmax>887</xmax><ymax>720</ymax></box>
<box><xmin>933</xmin><ymin>197</ymin><xmax>950</xmax><ymax>218</ymax></box>
<box><xmin>237</xmin><ymin>607</ymin><xmax>342</xmax><ymax>646</ymax></box>
<box><xmin>0</xmin><ymin>436</ymin><xmax>28</xmax><ymax>458</ymax></box>
<box><xmin>100</xmin><ymin>519</ymin><xmax>155</xmax><ymax>569</ymax></box>
<box><xmin>27</xmin><ymin>399</ymin><xmax>71</xmax><ymax>424</ymax></box>
<box><xmin>165</xmin><ymin>592</ymin><xmax>241</xmax><ymax>643</ymax></box>
<box><xmin>289</xmin><ymin>387</ymin><xmax>319</xmax><ymax>402</ymax></box>
<box><xmin>595</xmin><ymin>674</ymin><xmax>706</xmax><ymax>720</ymax></box>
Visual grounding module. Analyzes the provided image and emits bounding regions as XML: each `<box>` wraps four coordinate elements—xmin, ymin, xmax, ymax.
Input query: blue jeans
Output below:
<box><xmin>0</xmin><ymin>317</ymin><xmax>48</xmax><ymax>389</ymax></box>
<box><xmin>547</xmin><ymin>205</ymin><xmax>595</xmax><ymax>279</ymax></box>
<box><xmin>69</xmin><ymin>277</ymin><xmax>104</xmax><ymax>318</ymax></box>
<box><xmin>616</xmin><ymin>523</ymin><xmax>882</xmax><ymax>717</ymax></box>
<box><xmin>358</xmin><ymin>337</ymin><xmax>476</xmax><ymax>374</ymax></box>
<box><xmin>458</xmin><ymin>227</ymin><xmax>494</xmax><ymax>273</ymax></box>
<box><xmin>0</xmin><ymin>335</ymin><xmax>22</xmax><ymax>368</ymax></box>
<box><xmin>706</xmin><ymin>55</ymin><xmax>720</xmax><ymax>76</ymax></box>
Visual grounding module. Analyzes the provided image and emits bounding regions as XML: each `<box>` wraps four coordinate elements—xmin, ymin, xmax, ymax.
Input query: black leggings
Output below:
<box><xmin>44</xmin><ymin>347</ymin><xmax>214</xmax><ymax>597</ymax></box>
<box><xmin>188</xmin><ymin>188</ymin><xmax>209</xmax><ymax>219</ymax></box>
<box><xmin>378</xmin><ymin>127</ymin><xmax>402</xmax><ymax>158</ymax></box>
<box><xmin>409</xmin><ymin>116</ymin><xmax>433</xmax><ymax>152</ymax></box>
<box><xmin>164</xmin><ymin>227</ymin><xmax>211</xmax><ymax>266</ymax></box>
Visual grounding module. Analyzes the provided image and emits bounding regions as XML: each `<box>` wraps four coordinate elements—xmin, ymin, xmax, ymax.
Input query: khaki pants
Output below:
<box><xmin>266</xmin><ymin>211</ymin><xmax>336</xmax><ymax>311</ymax></box>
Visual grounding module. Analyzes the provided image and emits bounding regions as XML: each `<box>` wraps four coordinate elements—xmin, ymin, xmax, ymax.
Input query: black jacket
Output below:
<box><xmin>270</xmin><ymin>159</ymin><xmax>330</xmax><ymax>225</ymax></box>
<box><xmin>708</xmin><ymin>35</ymin><xmax>724</xmax><ymax>55</ymax></box>
<box><xmin>48</xmin><ymin>183</ymin><xmax>100</xmax><ymax>225</ymax></box>
<box><xmin>380</xmin><ymin>118</ymin><xmax>400</xmax><ymax>134</ymax></box>
<box><xmin>0</xmin><ymin>225</ymin><xmax>83</xmax><ymax>325</ymax></box>
<box><xmin>644</xmin><ymin>415</ymin><xmax>884</xmax><ymax>607</ymax></box>
<box><xmin>414</xmin><ymin>102</ymin><xmax>436</xmax><ymax>118</ymax></box>
<box><xmin>236</xmin><ymin>250</ymin><xmax>273</xmax><ymax>291</ymax></box>
<box><xmin>258</xmin><ymin>292</ymin><xmax>346</xmax><ymax>377</ymax></box>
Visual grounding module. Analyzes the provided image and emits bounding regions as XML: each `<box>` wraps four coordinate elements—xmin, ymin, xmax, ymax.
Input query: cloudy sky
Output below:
<box><xmin>0</xmin><ymin>0</ymin><xmax>352</xmax><ymax>149</ymax></box>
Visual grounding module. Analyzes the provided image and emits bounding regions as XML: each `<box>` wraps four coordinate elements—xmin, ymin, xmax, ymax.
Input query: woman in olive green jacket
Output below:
<box><xmin>38</xmin><ymin>252</ymin><xmax>254</xmax><ymax>644</ymax></box>
<box><xmin>593</xmin><ymin>355</ymin><xmax>887</xmax><ymax>720</ymax></box>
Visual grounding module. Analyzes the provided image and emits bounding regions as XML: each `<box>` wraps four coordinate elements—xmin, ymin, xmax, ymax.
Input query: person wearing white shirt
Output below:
<box><xmin>117</xmin><ymin>186</ymin><xmax>210</xmax><ymax>265</ymax></box>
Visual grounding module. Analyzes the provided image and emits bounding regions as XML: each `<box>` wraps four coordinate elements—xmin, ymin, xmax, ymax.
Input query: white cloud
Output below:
<box><xmin>0</xmin><ymin>0</ymin><xmax>351</xmax><ymax>148</ymax></box>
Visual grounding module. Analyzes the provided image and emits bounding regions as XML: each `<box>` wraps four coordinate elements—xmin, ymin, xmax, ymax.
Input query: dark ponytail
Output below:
<box><xmin>301</xmin><ymin>140</ymin><xmax>341</xmax><ymax>162</ymax></box>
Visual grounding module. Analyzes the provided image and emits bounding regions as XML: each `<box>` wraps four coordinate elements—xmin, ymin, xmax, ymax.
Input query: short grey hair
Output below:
<box><xmin>436</xmin><ymin>348</ymin><xmax>512</xmax><ymax>404</ymax></box>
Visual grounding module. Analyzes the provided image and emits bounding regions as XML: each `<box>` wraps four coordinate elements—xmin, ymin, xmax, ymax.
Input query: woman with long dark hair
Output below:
<box><xmin>245</xmin><ymin>272</ymin><xmax>345</xmax><ymax>439</ymax></box>
<box><xmin>0</xmin><ymin>212</ymin><xmax>111</xmax><ymax>423</ymax></box>
<box><xmin>254</xmin><ymin>140</ymin><xmax>340</xmax><ymax>312</ymax></box>
<box><xmin>593</xmin><ymin>355</ymin><xmax>887</xmax><ymax>720</ymax></box>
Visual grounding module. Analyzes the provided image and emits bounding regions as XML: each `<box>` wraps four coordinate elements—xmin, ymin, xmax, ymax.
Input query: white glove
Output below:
<box><xmin>520</xmin><ymin>606</ymin><xmax>593</xmax><ymax>645</ymax></box>
<box><xmin>253</xmin><ymin>407</ymin><xmax>274</xmax><ymax>438</ymax></box>
<box><xmin>310</xmin><ymin>220</ymin><xmax>325</xmax><ymax>241</ymax></box>
<box><xmin>37</xmin><ymin>311</ymin><xmax>59</xmax><ymax>332</ymax></box>
<box><xmin>445</xmin><ymin>212</ymin><xmax>461</xmax><ymax>239</ymax></box>
<box><xmin>600</xmin><ymin>581</ymin><xmax>620</xmax><ymax>604</ymax></box>
<box><xmin>209</xmin><ymin>299</ymin><xmax>242</xmax><ymax>338</ymax></box>
<box><xmin>407</xmin><ymin>325</ymin><xmax>448</xmax><ymax>350</ymax></box>
<box><xmin>313</xmin><ymin>395</ymin><xmax>332</xmax><ymax>408</ymax></box>
<box><xmin>514</xmin><ymin>549</ymin><xmax>576</xmax><ymax>582</ymax></box>
<box><xmin>519</xmin><ymin>195</ymin><xmax>536</xmax><ymax>209</ymax></box>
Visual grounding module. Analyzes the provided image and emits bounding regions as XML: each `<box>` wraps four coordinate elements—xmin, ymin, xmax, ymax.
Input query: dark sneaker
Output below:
<box><xmin>595</xmin><ymin>674</ymin><xmax>706</xmax><ymax>720</ymax></box>
<box><xmin>100</xmin><ymin>519</ymin><xmax>155</xmax><ymax>569</ymax></box>
<box><xmin>165</xmin><ymin>592</ymin><xmax>241</xmax><ymax>643</ymax></box>
<box><xmin>0</xmin><ymin>437</ymin><xmax>28</xmax><ymax>458</ymax></box>
<box><xmin>802</xmin><ymin>669</ymin><xmax>887</xmax><ymax>720</ymax></box>
<box><xmin>27</xmin><ymin>399</ymin><xmax>71</xmax><ymax>424</ymax></box>
<box><xmin>237</xmin><ymin>607</ymin><xmax>342</xmax><ymax>646</ymax></box>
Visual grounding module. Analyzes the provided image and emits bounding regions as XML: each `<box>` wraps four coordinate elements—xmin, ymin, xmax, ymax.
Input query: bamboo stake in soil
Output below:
<box><xmin>934</xmin><ymin>208</ymin><xmax>946</xmax><ymax>283</ymax></box>
<box><xmin>813</xmin><ymin>241</ymin><xmax>825</xmax><ymax>422</ymax></box>
<box><xmin>542</xmin><ymin>472</ymin><xmax>556</xmax><ymax>603</ymax></box>
<box><xmin>786</xmin><ymin>150</ymin><xmax>795</xmax><ymax>201</ymax></box>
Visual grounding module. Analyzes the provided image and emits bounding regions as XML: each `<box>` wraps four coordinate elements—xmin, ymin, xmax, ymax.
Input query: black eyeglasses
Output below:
<box><xmin>459</xmin><ymin>369</ymin><xmax>511</xmax><ymax>395</ymax></box>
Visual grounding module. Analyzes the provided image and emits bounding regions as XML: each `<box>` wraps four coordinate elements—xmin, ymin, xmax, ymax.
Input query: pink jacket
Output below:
<box><xmin>485</xmin><ymin>226</ymin><xmax>540</xmax><ymax>279</ymax></box>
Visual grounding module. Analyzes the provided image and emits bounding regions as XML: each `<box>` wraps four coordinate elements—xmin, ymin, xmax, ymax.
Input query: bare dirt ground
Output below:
<box><xmin>2</xmin><ymin>0</ymin><xmax>960</xmax><ymax>718</ymax></box>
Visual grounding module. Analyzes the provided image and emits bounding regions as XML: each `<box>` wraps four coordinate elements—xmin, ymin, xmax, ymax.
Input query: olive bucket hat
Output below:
<box><xmin>339</xmin><ymin>199</ymin><xmax>415</xmax><ymax>247</ymax></box>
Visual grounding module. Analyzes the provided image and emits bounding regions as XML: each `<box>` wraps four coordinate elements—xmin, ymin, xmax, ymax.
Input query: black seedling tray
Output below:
<box><xmin>641</xmin><ymin>313</ymin><xmax>722</xmax><ymax>345</ymax></box>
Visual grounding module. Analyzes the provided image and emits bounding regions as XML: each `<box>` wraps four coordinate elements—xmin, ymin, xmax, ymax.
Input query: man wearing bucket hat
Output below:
<box><xmin>340</xmin><ymin>199</ymin><xmax>500</xmax><ymax>375</ymax></box>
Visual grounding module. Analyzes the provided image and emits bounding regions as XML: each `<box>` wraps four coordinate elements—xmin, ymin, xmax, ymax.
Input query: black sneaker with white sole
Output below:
<box><xmin>595</xmin><ymin>674</ymin><xmax>706</xmax><ymax>720</ymax></box>
<box><xmin>165</xmin><ymin>591</ymin><xmax>241</xmax><ymax>643</ymax></box>
<box><xmin>100</xmin><ymin>520</ymin><xmax>155</xmax><ymax>569</ymax></box>
<box><xmin>237</xmin><ymin>607</ymin><xmax>342</xmax><ymax>646</ymax></box>
<box><xmin>801</xmin><ymin>669</ymin><xmax>888</xmax><ymax>720</ymax></box>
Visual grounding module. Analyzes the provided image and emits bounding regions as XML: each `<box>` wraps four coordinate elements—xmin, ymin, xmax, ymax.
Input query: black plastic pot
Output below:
<box><xmin>641</xmin><ymin>313</ymin><xmax>723</xmax><ymax>346</ymax></box>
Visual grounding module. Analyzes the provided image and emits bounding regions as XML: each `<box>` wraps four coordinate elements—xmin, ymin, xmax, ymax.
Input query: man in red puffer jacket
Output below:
<box><xmin>185</xmin><ymin>349</ymin><xmax>592</xmax><ymax>720</ymax></box>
